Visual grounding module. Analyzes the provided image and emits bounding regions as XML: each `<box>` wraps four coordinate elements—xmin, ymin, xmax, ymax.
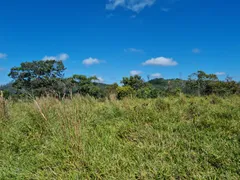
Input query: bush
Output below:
<box><xmin>116</xmin><ymin>86</ymin><xmax>135</xmax><ymax>100</ymax></box>
<box><xmin>136</xmin><ymin>87</ymin><xmax>158</xmax><ymax>99</ymax></box>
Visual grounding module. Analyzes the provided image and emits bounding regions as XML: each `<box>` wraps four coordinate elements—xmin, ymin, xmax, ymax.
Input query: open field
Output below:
<box><xmin>0</xmin><ymin>95</ymin><xmax>240</xmax><ymax>179</ymax></box>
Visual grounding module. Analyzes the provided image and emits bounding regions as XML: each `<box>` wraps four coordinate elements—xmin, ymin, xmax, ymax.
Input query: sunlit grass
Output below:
<box><xmin>0</xmin><ymin>95</ymin><xmax>240</xmax><ymax>179</ymax></box>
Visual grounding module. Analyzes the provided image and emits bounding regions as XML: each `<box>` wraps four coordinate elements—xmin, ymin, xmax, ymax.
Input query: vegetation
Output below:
<box><xmin>0</xmin><ymin>60</ymin><xmax>240</xmax><ymax>179</ymax></box>
<box><xmin>0</xmin><ymin>95</ymin><xmax>240</xmax><ymax>179</ymax></box>
<box><xmin>1</xmin><ymin>60</ymin><xmax>239</xmax><ymax>100</ymax></box>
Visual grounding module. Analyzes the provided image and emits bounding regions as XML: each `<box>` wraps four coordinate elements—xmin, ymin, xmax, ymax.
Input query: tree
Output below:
<box><xmin>187</xmin><ymin>71</ymin><xmax>218</xmax><ymax>96</ymax></box>
<box><xmin>8</xmin><ymin>60</ymin><xmax>66</xmax><ymax>97</ymax></box>
<box><xmin>71</xmin><ymin>75</ymin><xmax>104</xmax><ymax>98</ymax></box>
<box><xmin>121</xmin><ymin>75</ymin><xmax>148</xmax><ymax>90</ymax></box>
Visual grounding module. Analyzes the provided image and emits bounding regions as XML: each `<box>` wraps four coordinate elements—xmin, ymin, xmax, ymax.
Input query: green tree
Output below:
<box><xmin>8</xmin><ymin>60</ymin><xmax>66</xmax><ymax>97</ymax></box>
<box><xmin>187</xmin><ymin>71</ymin><xmax>218</xmax><ymax>96</ymax></box>
<box><xmin>71</xmin><ymin>75</ymin><xmax>104</xmax><ymax>98</ymax></box>
<box><xmin>121</xmin><ymin>75</ymin><xmax>148</xmax><ymax>90</ymax></box>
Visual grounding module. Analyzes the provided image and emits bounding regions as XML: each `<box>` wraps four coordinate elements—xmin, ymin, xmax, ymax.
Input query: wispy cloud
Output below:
<box><xmin>0</xmin><ymin>53</ymin><xmax>7</xmax><ymax>59</ymax></box>
<box><xmin>82</xmin><ymin>57</ymin><xmax>101</xmax><ymax>66</ymax></box>
<box><xmin>106</xmin><ymin>0</ymin><xmax>156</xmax><ymax>13</ymax></box>
<box><xmin>142</xmin><ymin>57</ymin><xmax>178</xmax><ymax>66</ymax></box>
<box><xmin>130</xmin><ymin>70</ymin><xmax>142</xmax><ymax>76</ymax></box>
<box><xmin>97</xmin><ymin>77</ymin><xmax>104</xmax><ymax>83</ymax></box>
<box><xmin>215</xmin><ymin>72</ymin><xmax>226</xmax><ymax>76</ymax></box>
<box><xmin>124</xmin><ymin>48</ymin><xmax>144</xmax><ymax>53</ymax></box>
<box><xmin>42</xmin><ymin>53</ymin><xmax>69</xmax><ymax>61</ymax></box>
<box><xmin>151</xmin><ymin>73</ymin><xmax>163</xmax><ymax>78</ymax></box>
<box><xmin>192</xmin><ymin>48</ymin><xmax>201</xmax><ymax>54</ymax></box>
<box><xmin>161</xmin><ymin>8</ymin><xmax>170</xmax><ymax>12</ymax></box>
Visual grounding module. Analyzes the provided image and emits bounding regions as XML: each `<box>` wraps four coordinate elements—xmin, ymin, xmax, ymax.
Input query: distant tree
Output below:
<box><xmin>8</xmin><ymin>60</ymin><xmax>66</xmax><ymax>97</ymax></box>
<box><xmin>121</xmin><ymin>75</ymin><xmax>148</xmax><ymax>90</ymax></box>
<box><xmin>212</xmin><ymin>76</ymin><xmax>240</xmax><ymax>96</ymax></box>
<box><xmin>187</xmin><ymin>71</ymin><xmax>218</xmax><ymax>96</ymax></box>
<box><xmin>71</xmin><ymin>75</ymin><xmax>104</xmax><ymax>98</ymax></box>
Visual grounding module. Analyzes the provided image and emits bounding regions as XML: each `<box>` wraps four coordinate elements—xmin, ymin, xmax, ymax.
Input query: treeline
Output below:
<box><xmin>1</xmin><ymin>60</ymin><xmax>240</xmax><ymax>99</ymax></box>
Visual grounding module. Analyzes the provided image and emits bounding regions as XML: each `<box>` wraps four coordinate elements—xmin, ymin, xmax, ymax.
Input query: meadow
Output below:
<box><xmin>0</xmin><ymin>95</ymin><xmax>240</xmax><ymax>179</ymax></box>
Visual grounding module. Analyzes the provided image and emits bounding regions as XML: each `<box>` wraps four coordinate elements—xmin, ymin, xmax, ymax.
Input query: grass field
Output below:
<box><xmin>0</xmin><ymin>95</ymin><xmax>240</xmax><ymax>179</ymax></box>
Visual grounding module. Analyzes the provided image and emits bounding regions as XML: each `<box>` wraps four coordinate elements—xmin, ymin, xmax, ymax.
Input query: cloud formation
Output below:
<box><xmin>82</xmin><ymin>57</ymin><xmax>101</xmax><ymax>66</ymax></box>
<box><xmin>0</xmin><ymin>53</ymin><xmax>7</xmax><ymax>59</ymax></box>
<box><xmin>151</xmin><ymin>73</ymin><xmax>162</xmax><ymax>78</ymax></box>
<box><xmin>124</xmin><ymin>48</ymin><xmax>144</xmax><ymax>53</ymax></box>
<box><xmin>130</xmin><ymin>70</ymin><xmax>142</xmax><ymax>76</ymax></box>
<box><xmin>106</xmin><ymin>0</ymin><xmax>156</xmax><ymax>13</ymax></box>
<box><xmin>215</xmin><ymin>72</ymin><xmax>226</xmax><ymax>76</ymax></box>
<box><xmin>142</xmin><ymin>57</ymin><xmax>178</xmax><ymax>66</ymax></box>
<box><xmin>97</xmin><ymin>77</ymin><xmax>104</xmax><ymax>83</ymax></box>
<box><xmin>42</xmin><ymin>53</ymin><xmax>69</xmax><ymax>61</ymax></box>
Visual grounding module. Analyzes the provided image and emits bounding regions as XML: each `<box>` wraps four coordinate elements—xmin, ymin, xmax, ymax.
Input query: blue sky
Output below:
<box><xmin>1</xmin><ymin>0</ymin><xmax>240</xmax><ymax>84</ymax></box>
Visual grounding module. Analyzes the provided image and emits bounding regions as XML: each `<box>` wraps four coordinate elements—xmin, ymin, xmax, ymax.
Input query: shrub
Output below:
<box><xmin>116</xmin><ymin>86</ymin><xmax>135</xmax><ymax>100</ymax></box>
<box><xmin>136</xmin><ymin>87</ymin><xmax>158</xmax><ymax>99</ymax></box>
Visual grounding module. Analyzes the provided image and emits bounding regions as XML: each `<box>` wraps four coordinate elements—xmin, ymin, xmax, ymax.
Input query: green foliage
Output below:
<box><xmin>136</xmin><ymin>87</ymin><xmax>158</xmax><ymax>99</ymax></box>
<box><xmin>8</xmin><ymin>60</ymin><xmax>66</xmax><ymax>97</ymax></box>
<box><xmin>116</xmin><ymin>86</ymin><xmax>135</xmax><ymax>99</ymax></box>
<box><xmin>1</xmin><ymin>96</ymin><xmax>240</xmax><ymax>179</ymax></box>
<box><xmin>212</xmin><ymin>77</ymin><xmax>240</xmax><ymax>96</ymax></box>
<box><xmin>71</xmin><ymin>74</ymin><xmax>104</xmax><ymax>98</ymax></box>
<box><xmin>121</xmin><ymin>75</ymin><xmax>148</xmax><ymax>90</ymax></box>
<box><xmin>3</xmin><ymin>60</ymin><xmax>240</xmax><ymax>99</ymax></box>
<box><xmin>187</xmin><ymin>70</ymin><xmax>219</xmax><ymax>96</ymax></box>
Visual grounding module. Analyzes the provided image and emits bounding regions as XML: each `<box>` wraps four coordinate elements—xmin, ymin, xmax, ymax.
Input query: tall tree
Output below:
<box><xmin>8</xmin><ymin>60</ymin><xmax>66</xmax><ymax>97</ymax></box>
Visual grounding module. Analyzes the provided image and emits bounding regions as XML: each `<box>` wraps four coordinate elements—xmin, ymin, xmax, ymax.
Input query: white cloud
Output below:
<box><xmin>142</xmin><ymin>57</ymin><xmax>178</xmax><ymax>66</ymax></box>
<box><xmin>0</xmin><ymin>53</ymin><xmax>7</xmax><ymax>59</ymax></box>
<box><xmin>58</xmin><ymin>53</ymin><xmax>69</xmax><ymax>61</ymax></box>
<box><xmin>82</xmin><ymin>57</ymin><xmax>101</xmax><ymax>66</ymax></box>
<box><xmin>106</xmin><ymin>0</ymin><xmax>156</xmax><ymax>13</ymax></box>
<box><xmin>42</xmin><ymin>56</ymin><xmax>57</xmax><ymax>61</ymax></box>
<box><xmin>215</xmin><ymin>72</ymin><xmax>226</xmax><ymax>76</ymax></box>
<box><xmin>42</xmin><ymin>53</ymin><xmax>69</xmax><ymax>61</ymax></box>
<box><xmin>130</xmin><ymin>70</ymin><xmax>142</xmax><ymax>76</ymax></box>
<box><xmin>97</xmin><ymin>77</ymin><xmax>104</xmax><ymax>83</ymax></box>
<box><xmin>151</xmin><ymin>73</ymin><xmax>163</xmax><ymax>78</ymax></box>
<box><xmin>124</xmin><ymin>48</ymin><xmax>144</xmax><ymax>53</ymax></box>
<box><xmin>192</xmin><ymin>48</ymin><xmax>201</xmax><ymax>54</ymax></box>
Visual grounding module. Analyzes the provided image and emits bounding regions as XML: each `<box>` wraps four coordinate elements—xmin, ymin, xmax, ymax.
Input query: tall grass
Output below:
<box><xmin>0</xmin><ymin>95</ymin><xmax>240</xmax><ymax>179</ymax></box>
<box><xmin>0</xmin><ymin>91</ymin><xmax>8</xmax><ymax>121</ymax></box>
